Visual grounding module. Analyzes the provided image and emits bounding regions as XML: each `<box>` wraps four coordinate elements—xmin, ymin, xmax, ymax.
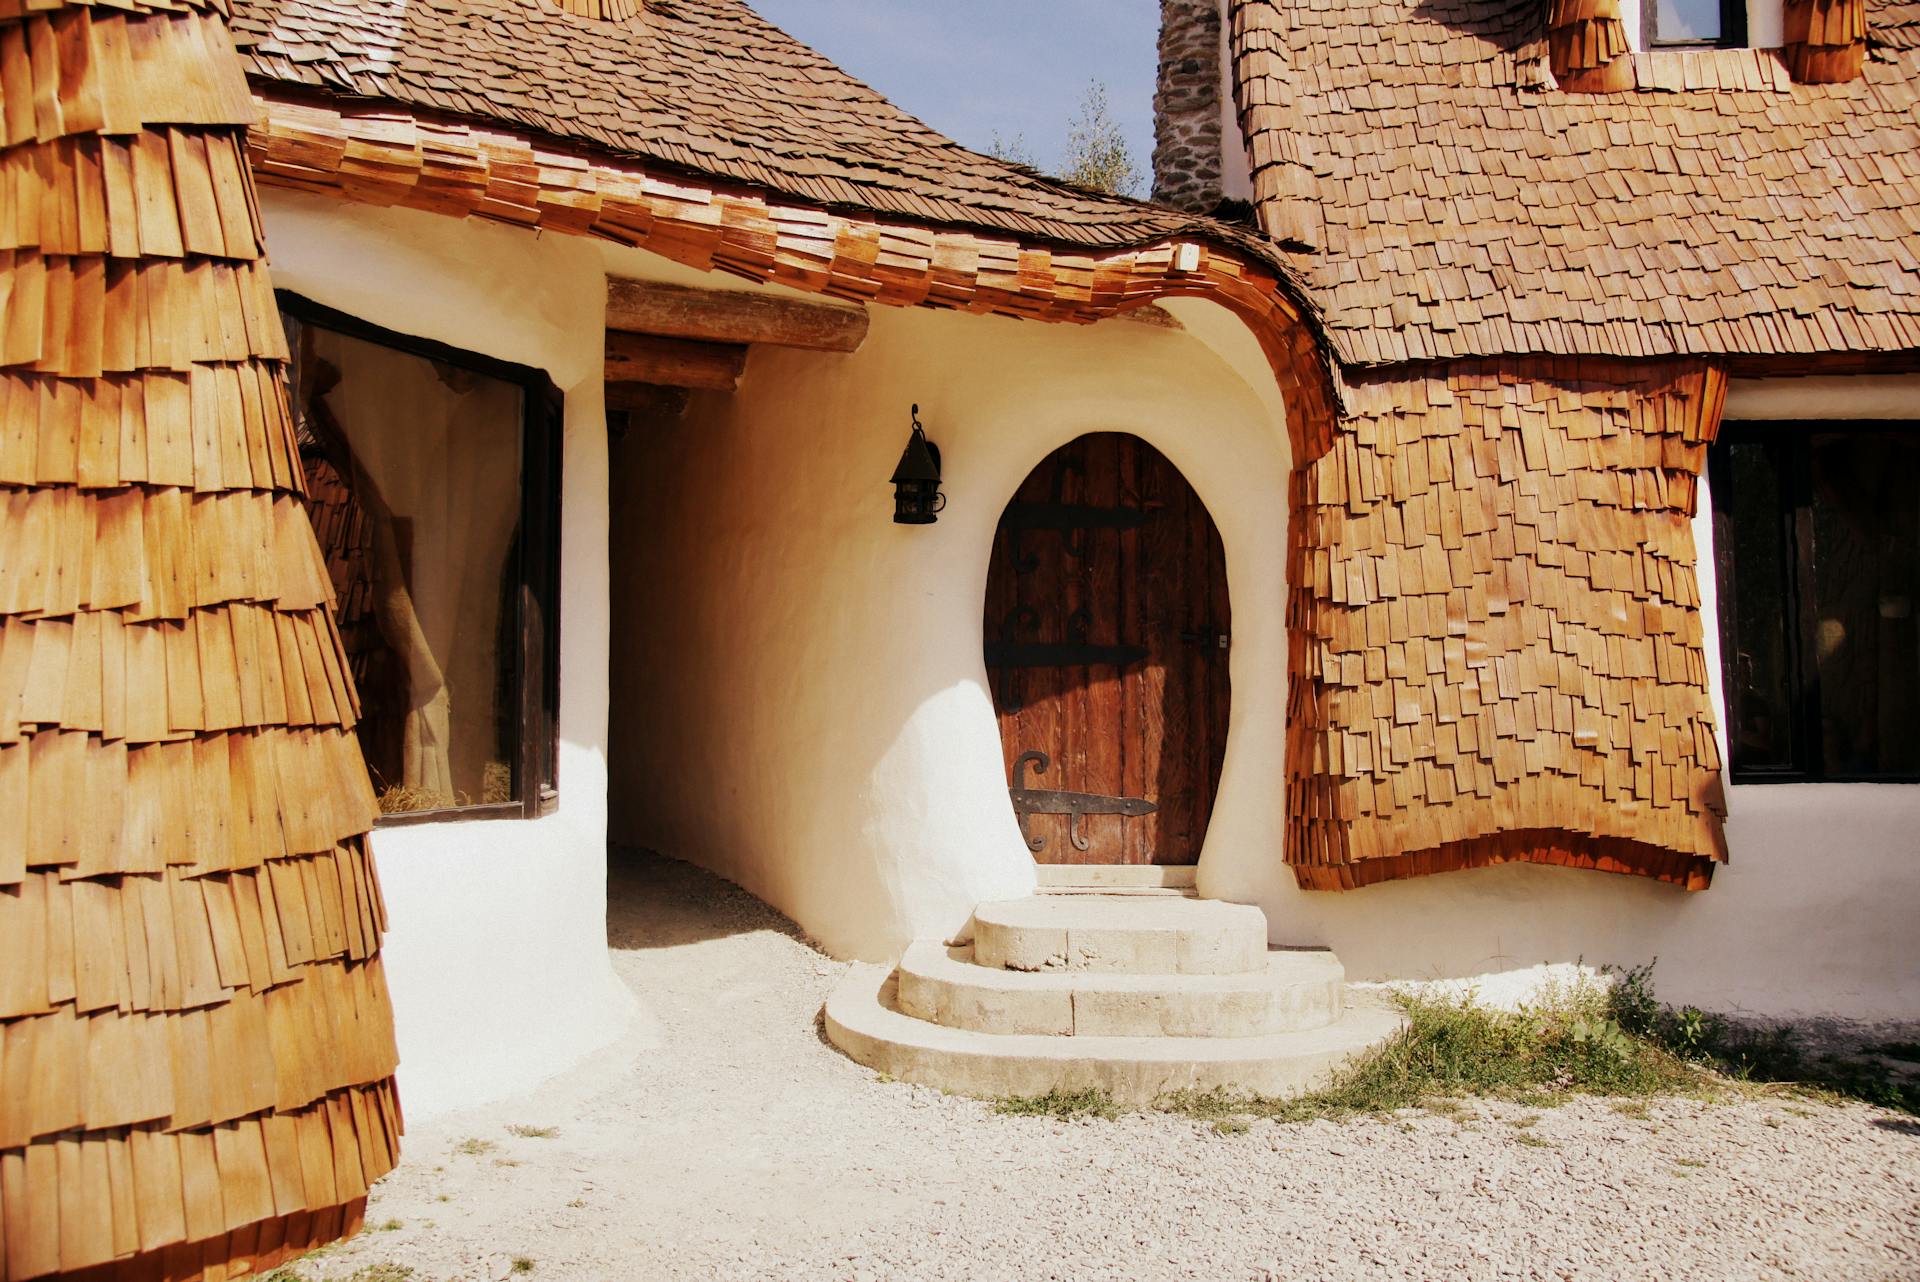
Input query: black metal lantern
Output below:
<box><xmin>890</xmin><ymin>403</ymin><xmax>945</xmax><ymax>524</ymax></box>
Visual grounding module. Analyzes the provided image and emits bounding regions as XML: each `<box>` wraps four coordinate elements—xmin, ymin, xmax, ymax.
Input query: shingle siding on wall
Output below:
<box><xmin>1228</xmin><ymin>0</ymin><xmax>1920</xmax><ymax>366</ymax></box>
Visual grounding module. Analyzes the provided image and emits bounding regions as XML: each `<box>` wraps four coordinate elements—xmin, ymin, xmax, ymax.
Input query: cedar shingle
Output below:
<box><xmin>1232</xmin><ymin>0</ymin><xmax>1920</xmax><ymax>365</ymax></box>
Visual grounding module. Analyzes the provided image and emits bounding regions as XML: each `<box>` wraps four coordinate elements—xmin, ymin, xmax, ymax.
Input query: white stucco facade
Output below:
<box><xmin>256</xmin><ymin>188</ymin><xmax>1917</xmax><ymax>1125</ymax></box>
<box><xmin>604</xmin><ymin>269</ymin><xmax>1920</xmax><ymax>1023</ymax></box>
<box><xmin>259</xmin><ymin>192</ymin><xmax>637</xmax><ymax>1119</ymax></box>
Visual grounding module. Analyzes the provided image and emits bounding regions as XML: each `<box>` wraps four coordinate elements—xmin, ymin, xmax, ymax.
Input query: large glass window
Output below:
<box><xmin>282</xmin><ymin>295</ymin><xmax>561</xmax><ymax>820</ymax></box>
<box><xmin>1710</xmin><ymin>424</ymin><xmax>1920</xmax><ymax>782</ymax></box>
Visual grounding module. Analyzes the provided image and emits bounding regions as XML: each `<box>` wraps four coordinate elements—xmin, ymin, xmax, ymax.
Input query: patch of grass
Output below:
<box><xmin>1514</xmin><ymin>1133</ymin><xmax>1554</xmax><ymax>1149</ymax></box>
<box><xmin>1675</xmin><ymin>1157</ymin><xmax>1707</xmax><ymax>1168</ymax></box>
<box><xmin>342</xmin><ymin>1269</ymin><xmax>414</xmax><ymax>1282</ymax></box>
<box><xmin>1508</xmin><ymin>1114</ymin><xmax>1540</xmax><ymax>1129</ymax></box>
<box><xmin>994</xmin><ymin>1087</ymin><xmax>1121</xmax><ymax>1121</ymax></box>
<box><xmin>452</xmin><ymin>1138</ymin><xmax>497</xmax><ymax>1157</ymax></box>
<box><xmin>374</xmin><ymin>1218</ymin><xmax>403</xmax><ymax>1232</ymax></box>
<box><xmin>506</xmin><ymin>1124</ymin><xmax>559</xmax><ymax>1139</ymax></box>
<box><xmin>1606</xmin><ymin>963</ymin><xmax>1920</xmax><ymax>1116</ymax></box>
<box><xmin>1212</xmin><ymin>1118</ymin><xmax>1249</xmax><ymax>1135</ymax></box>
<box><xmin>511</xmin><ymin>1258</ymin><xmax>536</xmax><ymax>1274</ymax></box>
<box><xmin>1611</xmin><ymin>1100</ymin><xmax>1652</xmax><ymax>1119</ymax></box>
<box><xmin>1164</xmin><ymin>982</ymin><xmax>1701</xmax><ymax>1126</ymax></box>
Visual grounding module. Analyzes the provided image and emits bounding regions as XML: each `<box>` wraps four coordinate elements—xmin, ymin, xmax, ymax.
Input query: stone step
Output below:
<box><xmin>825</xmin><ymin>965</ymin><xmax>1404</xmax><ymax>1106</ymax></box>
<box><xmin>971</xmin><ymin>894</ymin><xmax>1269</xmax><ymax>975</ymax></box>
<box><xmin>896</xmin><ymin>941</ymin><xmax>1344</xmax><ymax>1037</ymax></box>
<box><xmin>1034</xmin><ymin>864</ymin><xmax>1196</xmax><ymax>891</ymax></box>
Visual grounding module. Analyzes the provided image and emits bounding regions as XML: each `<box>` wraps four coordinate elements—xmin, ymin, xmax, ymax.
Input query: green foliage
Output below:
<box><xmin>986</xmin><ymin>130</ymin><xmax>1038</xmax><ymax>170</ymax></box>
<box><xmin>1603</xmin><ymin>962</ymin><xmax>1919</xmax><ymax>1115</ymax></box>
<box><xmin>1164</xmin><ymin>984</ymin><xmax>1700</xmax><ymax>1125</ymax></box>
<box><xmin>1866</xmin><ymin>1041</ymin><xmax>1920</xmax><ymax>1062</ymax></box>
<box><xmin>1061</xmin><ymin>81</ymin><xmax>1140</xmax><ymax>197</ymax></box>
<box><xmin>994</xmin><ymin>1087</ymin><xmax>1121</xmax><ymax>1120</ymax></box>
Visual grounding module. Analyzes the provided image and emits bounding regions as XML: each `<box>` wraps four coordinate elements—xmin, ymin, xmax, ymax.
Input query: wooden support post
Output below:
<box><xmin>606</xmin><ymin>279</ymin><xmax>869</xmax><ymax>352</ymax></box>
<box><xmin>605</xmin><ymin>333</ymin><xmax>749</xmax><ymax>390</ymax></box>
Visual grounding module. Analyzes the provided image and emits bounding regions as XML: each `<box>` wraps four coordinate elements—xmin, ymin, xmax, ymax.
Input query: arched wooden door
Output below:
<box><xmin>984</xmin><ymin>433</ymin><xmax>1231</xmax><ymax>865</ymax></box>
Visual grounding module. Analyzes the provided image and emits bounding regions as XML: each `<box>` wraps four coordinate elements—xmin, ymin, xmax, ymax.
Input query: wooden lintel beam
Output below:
<box><xmin>605</xmin><ymin>381</ymin><xmax>691</xmax><ymax>419</ymax></box>
<box><xmin>606</xmin><ymin>278</ymin><xmax>869</xmax><ymax>353</ymax></box>
<box><xmin>605</xmin><ymin>332</ymin><xmax>747</xmax><ymax>390</ymax></box>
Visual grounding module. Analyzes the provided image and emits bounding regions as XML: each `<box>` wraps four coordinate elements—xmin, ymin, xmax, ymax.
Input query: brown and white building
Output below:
<box><xmin>1</xmin><ymin>0</ymin><xmax>1916</xmax><ymax>1273</ymax></box>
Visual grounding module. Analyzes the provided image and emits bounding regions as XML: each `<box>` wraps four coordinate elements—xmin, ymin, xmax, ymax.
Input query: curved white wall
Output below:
<box><xmin>611</xmin><ymin>302</ymin><xmax>1920</xmax><ymax>1021</ymax></box>
<box><xmin>260</xmin><ymin>182</ymin><xmax>1918</xmax><ymax>1097</ymax></box>
<box><xmin>259</xmin><ymin>191</ymin><xmax>638</xmax><ymax>1118</ymax></box>
<box><xmin>607</xmin><ymin>292</ymin><xmax>1293</xmax><ymax>961</ymax></box>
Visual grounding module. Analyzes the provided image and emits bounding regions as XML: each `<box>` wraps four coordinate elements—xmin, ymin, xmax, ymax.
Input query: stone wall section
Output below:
<box><xmin>1154</xmin><ymin>0</ymin><xmax>1226</xmax><ymax>211</ymax></box>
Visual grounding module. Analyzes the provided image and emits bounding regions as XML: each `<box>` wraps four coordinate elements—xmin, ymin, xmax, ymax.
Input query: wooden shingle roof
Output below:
<box><xmin>1233</xmin><ymin>0</ymin><xmax>1920</xmax><ymax>366</ymax></box>
<box><xmin>229</xmin><ymin>0</ymin><xmax>1255</xmax><ymax>256</ymax></box>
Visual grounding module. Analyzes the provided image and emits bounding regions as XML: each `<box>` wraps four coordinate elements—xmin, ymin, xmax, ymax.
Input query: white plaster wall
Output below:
<box><xmin>1204</xmin><ymin>373</ymin><xmax>1920</xmax><ymax>1022</ymax></box>
<box><xmin>605</xmin><ymin>289</ymin><xmax>1292</xmax><ymax>962</ymax></box>
<box><xmin>258</xmin><ymin>192</ymin><xmax>638</xmax><ymax>1118</ymax></box>
<box><xmin>601</xmin><ymin>254</ymin><xmax>1919</xmax><ymax>1021</ymax></box>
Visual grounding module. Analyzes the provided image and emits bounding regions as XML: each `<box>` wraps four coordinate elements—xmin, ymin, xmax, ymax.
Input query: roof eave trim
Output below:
<box><xmin>246</xmin><ymin>91</ymin><xmax>1346</xmax><ymax>456</ymax></box>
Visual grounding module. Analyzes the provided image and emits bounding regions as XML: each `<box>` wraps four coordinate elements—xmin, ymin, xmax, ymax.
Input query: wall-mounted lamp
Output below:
<box><xmin>890</xmin><ymin>403</ymin><xmax>945</xmax><ymax>525</ymax></box>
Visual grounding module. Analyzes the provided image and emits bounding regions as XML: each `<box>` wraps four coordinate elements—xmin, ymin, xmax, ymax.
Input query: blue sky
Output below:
<box><xmin>745</xmin><ymin>1</ymin><xmax>1159</xmax><ymax>188</ymax></box>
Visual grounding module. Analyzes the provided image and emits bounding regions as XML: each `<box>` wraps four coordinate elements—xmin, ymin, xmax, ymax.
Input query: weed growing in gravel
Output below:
<box><xmin>374</xmin><ymin>1219</ymin><xmax>403</xmax><ymax>1232</ymax></box>
<box><xmin>511</xmin><ymin>1258</ymin><xmax>537</xmax><ymax>1274</ymax></box>
<box><xmin>1163</xmin><ymin>984</ymin><xmax>1700</xmax><ymax>1124</ymax></box>
<box><xmin>1212</xmin><ymin>1119</ymin><xmax>1249</xmax><ymax>1135</ymax></box>
<box><xmin>1606</xmin><ymin>963</ymin><xmax>1919</xmax><ymax>1115</ymax></box>
<box><xmin>1514</xmin><ymin>1133</ymin><xmax>1554</xmax><ymax>1149</ymax></box>
<box><xmin>506</xmin><ymin>1124</ymin><xmax>559</xmax><ymax>1139</ymax></box>
<box><xmin>453</xmin><ymin>1138</ymin><xmax>497</xmax><ymax>1157</ymax></box>
<box><xmin>994</xmin><ymin>1087</ymin><xmax>1121</xmax><ymax>1120</ymax></box>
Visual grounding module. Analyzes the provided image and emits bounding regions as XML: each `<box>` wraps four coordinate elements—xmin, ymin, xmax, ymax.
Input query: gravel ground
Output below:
<box><xmin>295</xmin><ymin>852</ymin><xmax>1920</xmax><ymax>1282</ymax></box>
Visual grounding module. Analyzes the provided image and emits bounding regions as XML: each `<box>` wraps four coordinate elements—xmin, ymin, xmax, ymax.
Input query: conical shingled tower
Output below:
<box><xmin>0</xmin><ymin>0</ymin><xmax>402</xmax><ymax>1276</ymax></box>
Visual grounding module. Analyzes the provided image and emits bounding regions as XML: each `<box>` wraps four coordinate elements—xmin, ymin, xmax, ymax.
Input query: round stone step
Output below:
<box><xmin>896</xmin><ymin>941</ymin><xmax>1344</xmax><ymax>1037</ymax></box>
<box><xmin>971</xmin><ymin>894</ymin><xmax>1269</xmax><ymax>975</ymax></box>
<box><xmin>825</xmin><ymin>964</ymin><xmax>1404</xmax><ymax>1105</ymax></box>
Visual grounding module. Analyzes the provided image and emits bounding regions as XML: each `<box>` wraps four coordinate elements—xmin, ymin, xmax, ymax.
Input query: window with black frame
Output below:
<box><xmin>1643</xmin><ymin>0</ymin><xmax>1747</xmax><ymax>46</ymax></box>
<box><xmin>281</xmin><ymin>294</ymin><xmax>562</xmax><ymax>821</ymax></box>
<box><xmin>1709</xmin><ymin>424</ymin><xmax>1920</xmax><ymax>782</ymax></box>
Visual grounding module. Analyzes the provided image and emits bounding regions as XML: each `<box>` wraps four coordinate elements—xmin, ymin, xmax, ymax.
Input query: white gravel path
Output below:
<box><xmin>296</xmin><ymin>852</ymin><xmax>1920</xmax><ymax>1282</ymax></box>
